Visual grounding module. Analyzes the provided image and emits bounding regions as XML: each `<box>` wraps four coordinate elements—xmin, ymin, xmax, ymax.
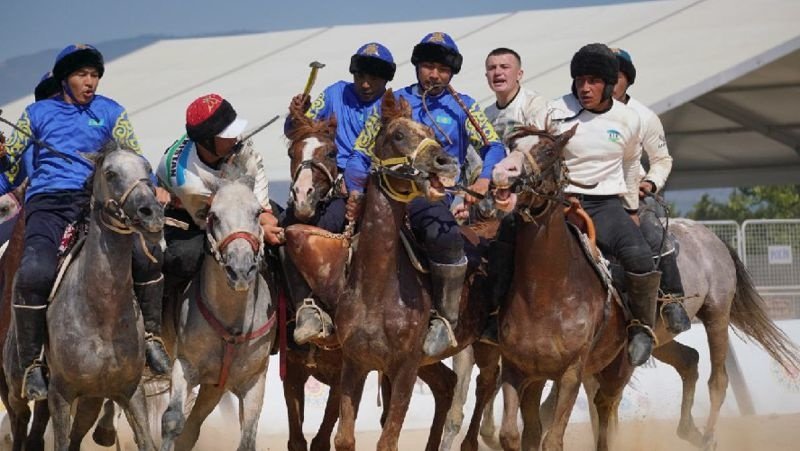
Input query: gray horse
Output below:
<box><xmin>160</xmin><ymin>161</ymin><xmax>275</xmax><ymax>451</ymax></box>
<box><xmin>4</xmin><ymin>142</ymin><xmax>165</xmax><ymax>451</ymax></box>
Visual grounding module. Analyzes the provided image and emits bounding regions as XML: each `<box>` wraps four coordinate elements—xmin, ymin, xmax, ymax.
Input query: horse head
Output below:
<box><xmin>85</xmin><ymin>141</ymin><xmax>165</xmax><ymax>242</ymax></box>
<box><xmin>492</xmin><ymin>124</ymin><xmax>577</xmax><ymax>214</ymax></box>
<box><xmin>203</xmin><ymin>150</ymin><xmax>264</xmax><ymax>292</ymax></box>
<box><xmin>286</xmin><ymin>111</ymin><xmax>338</xmax><ymax>221</ymax></box>
<box><xmin>372</xmin><ymin>89</ymin><xmax>459</xmax><ymax>202</ymax></box>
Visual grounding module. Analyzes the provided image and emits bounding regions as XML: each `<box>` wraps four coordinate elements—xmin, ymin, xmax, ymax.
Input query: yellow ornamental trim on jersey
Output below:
<box><xmin>465</xmin><ymin>103</ymin><xmax>500</xmax><ymax>148</ymax></box>
<box><xmin>112</xmin><ymin>111</ymin><xmax>141</xmax><ymax>153</ymax></box>
<box><xmin>306</xmin><ymin>91</ymin><xmax>327</xmax><ymax>119</ymax></box>
<box><xmin>5</xmin><ymin>111</ymin><xmax>33</xmax><ymax>166</ymax></box>
<box><xmin>354</xmin><ymin>112</ymin><xmax>382</xmax><ymax>157</ymax></box>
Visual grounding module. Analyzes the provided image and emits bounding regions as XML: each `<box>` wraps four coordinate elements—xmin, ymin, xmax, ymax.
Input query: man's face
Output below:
<box><xmin>416</xmin><ymin>61</ymin><xmax>453</xmax><ymax>95</ymax></box>
<box><xmin>213</xmin><ymin>136</ymin><xmax>238</xmax><ymax>157</ymax></box>
<box><xmin>485</xmin><ymin>53</ymin><xmax>522</xmax><ymax>96</ymax></box>
<box><xmin>613</xmin><ymin>71</ymin><xmax>630</xmax><ymax>102</ymax></box>
<box><xmin>65</xmin><ymin>66</ymin><xmax>100</xmax><ymax>105</ymax></box>
<box><xmin>353</xmin><ymin>71</ymin><xmax>388</xmax><ymax>102</ymax></box>
<box><xmin>574</xmin><ymin>75</ymin><xmax>607</xmax><ymax>110</ymax></box>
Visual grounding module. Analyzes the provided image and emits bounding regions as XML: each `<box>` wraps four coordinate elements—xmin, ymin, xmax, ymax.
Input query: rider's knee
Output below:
<box><xmin>163</xmin><ymin>233</ymin><xmax>204</xmax><ymax>279</ymax></box>
<box><xmin>428</xmin><ymin>231</ymin><xmax>465</xmax><ymax>264</ymax></box>
<box><xmin>16</xmin><ymin>246</ymin><xmax>58</xmax><ymax>301</ymax></box>
<box><xmin>132</xmin><ymin>241</ymin><xmax>164</xmax><ymax>282</ymax></box>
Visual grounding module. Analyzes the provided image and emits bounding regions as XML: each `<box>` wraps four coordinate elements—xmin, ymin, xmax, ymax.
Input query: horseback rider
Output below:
<box><xmin>482</xmin><ymin>47</ymin><xmax>552</xmax><ymax>344</ymax></box>
<box><xmin>550</xmin><ymin>43</ymin><xmax>660</xmax><ymax>366</ymax></box>
<box><xmin>0</xmin><ymin>44</ymin><xmax>171</xmax><ymax>401</ymax></box>
<box><xmin>282</xmin><ymin>42</ymin><xmax>397</xmax><ymax>341</ymax></box>
<box><xmin>0</xmin><ymin>72</ymin><xmax>60</xmax><ymax>246</ymax></box>
<box><xmin>157</xmin><ymin>93</ymin><xmax>282</xmax><ymax>293</ymax></box>
<box><xmin>611</xmin><ymin>47</ymin><xmax>691</xmax><ymax>334</ymax></box>
<box><xmin>346</xmin><ymin>32</ymin><xmax>506</xmax><ymax>357</ymax></box>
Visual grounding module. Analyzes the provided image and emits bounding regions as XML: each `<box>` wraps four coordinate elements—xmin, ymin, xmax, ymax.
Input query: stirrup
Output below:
<box><xmin>144</xmin><ymin>332</ymin><xmax>166</xmax><ymax>347</ymax></box>
<box><xmin>21</xmin><ymin>360</ymin><xmax>48</xmax><ymax>400</ymax></box>
<box><xmin>430</xmin><ymin>310</ymin><xmax>457</xmax><ymax>348</ymax></box>
<box><xmin>294</xmin><ymin>298</ymin><xmax>333</xmax><ymax>344</ymax></box>
<box><xmin>626</xmin><ymin>320</ymin><xmax>658</xmax><ymax>346</ymax></box>
<box><xmin>658</xmin><ymin>294</ymin><xmax>692</xmax><ymax>334</ymax></box>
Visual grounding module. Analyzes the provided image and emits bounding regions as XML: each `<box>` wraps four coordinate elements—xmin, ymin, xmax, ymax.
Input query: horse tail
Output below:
<box><xmin>726</xmin><ymin>243</ymin><xmax>800</xmax><ymax>373</ymax></box>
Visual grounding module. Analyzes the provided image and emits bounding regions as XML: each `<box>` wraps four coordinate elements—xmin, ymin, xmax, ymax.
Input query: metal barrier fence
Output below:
<box><xmin>697</xmin><ymin>219</ymin><xmax>800</xmax><ymax>320</ymax></box>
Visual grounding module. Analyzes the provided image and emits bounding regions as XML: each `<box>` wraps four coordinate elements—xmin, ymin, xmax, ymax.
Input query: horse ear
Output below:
<box><xmin>325</xmin><ymin>113</ymin><xmax>338</xmax><ymax>139</ymax></box>
<box><xmin>398</xmin><ymin>96</ymin><xmax>412</xmax><ymax>119</ymax></box>
<box><xmin>558</xmin><ymin>124</ymin><xmax>578</xmax><ymax>143</ymax></box>
<box><xmin>238</xmin><ymin>175</ymin><xmax>256</xmax><ymax>191</ymax></box>
<box><xmin>381</xmin><ymin>89</ymin><xmax>397</xmax><ymax>125</ymax></box>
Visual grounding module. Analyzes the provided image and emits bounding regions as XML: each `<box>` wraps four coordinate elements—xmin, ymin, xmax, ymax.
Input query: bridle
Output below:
<box><xmin>95</xmin><ymin>177</ymin><xmax>155</xmax><ymax>234</ymax></box>
<box><xmin>288</xmin><ymin>138</ymin><xmax>340</xmax><ymax>204</ymax></box>
<box><xmin>370</xmin><ymin>136</ymin><xmax>440</xmax><ymax>203</ymax></box>
<box><xmin>205</xmin><ymin>212</ymin><xmax>264</xmax><ymax>265</ymax></box>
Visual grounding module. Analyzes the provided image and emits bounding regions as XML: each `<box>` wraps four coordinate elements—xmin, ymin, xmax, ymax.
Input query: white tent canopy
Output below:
<box><xmin>1</xmin><ymin>0</ymin><xmax>797</xmax><ymax>198</ymax></box>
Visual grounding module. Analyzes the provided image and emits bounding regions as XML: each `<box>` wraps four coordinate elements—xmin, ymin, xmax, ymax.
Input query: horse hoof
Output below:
<box><xmin>701</xmin><ymin>434</ymin><xmax>717</xmax><ymax>451</ymax></box>
<box><xmin>93</xmin><ymin>426</ymin><xmax>117</xmax><ymax>447</ymax></box>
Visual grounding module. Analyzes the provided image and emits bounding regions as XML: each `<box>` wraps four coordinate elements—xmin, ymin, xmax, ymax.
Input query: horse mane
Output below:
<box><xmin>505</xmin><ymin>125</ymin><xmax>557</xmax><ymax>146</ymax></box>
<box><xmin>285</xmin><ymin>114</ymin><xmax>337</xmax><ymax>143</ymax></box>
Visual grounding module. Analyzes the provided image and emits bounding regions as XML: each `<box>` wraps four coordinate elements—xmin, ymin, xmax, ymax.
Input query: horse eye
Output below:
<box><xmin>104</xmin><ymin>170</ymin><xmax>118</xmax><ymax>179</ymax></box>
<box><xmin>327</xmin><ymin>150</ymin><xmax>337</xmax><ymax>159</ymax></box>
<box><xmin>393</xmin><ymin>131</ymin><xmax>405</xmax><ymax>142</ymax></box>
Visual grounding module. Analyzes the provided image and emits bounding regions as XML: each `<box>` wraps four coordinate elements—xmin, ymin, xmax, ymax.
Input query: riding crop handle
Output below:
<box><xmin>302</xmin><ymin>61</ymin><xmax>326</xmax><ymax>98</ymax></box>
<box><xmin>445</xmin><ymin>85</ymin><xmax>490</xmax><ymax>148</ymax></box>
<box><xmin>0</xmin><ymin>109</ymin><xmax>73</xmax><ymax>164</ymax></box>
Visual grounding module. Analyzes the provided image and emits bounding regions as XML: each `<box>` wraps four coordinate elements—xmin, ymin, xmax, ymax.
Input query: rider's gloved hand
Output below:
<box><xmin>289</xmin><ymin>94</ymin><xmax>311</xmax><ymax>117</ymax></box>
<box><xmin>259</xmin><ymin>210</ymin><xmax>284</xmax><ymax>245</ymax></box>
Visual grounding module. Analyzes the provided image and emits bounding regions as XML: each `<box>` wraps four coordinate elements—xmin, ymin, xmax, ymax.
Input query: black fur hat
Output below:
<box><xmin>52</xmin><ymin>44</ymin><xmax>105</xmax><ymax>82</ymax></box>
<box><xmin>570</xmin><ymin>43</ymin><xmax>619</xmax><ymax>86</ymax></box>
<box><xmin>349</xmin><ymin>42</ymin><xmax>396</xmax><ymax>81</ymax></box>
<box><xmin>411</xmin><ymin>32</ymin><xmax>463</xmax><ymax>74</ymax></box>
<box><xmin>612</xmin><ymin>48</ymin><xmax>636</xmax><ymax>85</ymax></box>
<box><xmin>34</xmin><ymin>72</ymin><xmax>60</xmax><ymax>101</ymax></box>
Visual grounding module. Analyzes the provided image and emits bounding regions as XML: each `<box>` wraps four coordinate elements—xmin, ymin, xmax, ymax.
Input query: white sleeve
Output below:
<box><xmin>622</xmin><ymin>114</ymin><xmax>643</xmax><ymax>211</ymax></box>
<box><xmin>641</xmin><ymin>114</ymin><xmax>672</xmax><ymax>192</ymax></box>
<box><xmin>243</xmin><ymin>141</ymin><xmax>271</xmax><ymax>211</ymax></box>
<box><xmin>525</xmin><ymin>95</ymin><xmax>551</xmax><ymax>130</ymax></box>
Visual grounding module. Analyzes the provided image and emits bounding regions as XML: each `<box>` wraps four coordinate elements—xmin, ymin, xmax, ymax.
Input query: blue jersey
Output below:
<box><xmin>285</xmin><ymin>81</ymin><xmax>382</xmax><ymax>170</ymax></box>
<box><xmin>0</xmin><ymin>149</ymin><xmax>29</xmax><ymax>195</ymax></box>
<box><xmin>345</xmin><ymin>84</ymin><xmax>505</xmax><ymax>193</ymax></box>
<box><xmin>0</xmin><ymin>95</ymin><xmax>142</xmax><ymax>202</ymax></box>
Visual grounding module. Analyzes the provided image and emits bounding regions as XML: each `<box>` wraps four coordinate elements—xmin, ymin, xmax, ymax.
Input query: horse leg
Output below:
<box><xmin>652</xmin><ymin>340</ymin><xmax>703</xmax><ymax>446</ymax></box>
<box><xmin>310</xmin><ymin>378</ymin><xmax>341</xmax><ymax>451</ymax></box>
<box><xmin>173</xmin><ymin>383</ymin><xmax>225</xmax><ymax>451</ymax></box>
<box><xmin>498</xmin><ymin>364</ymin><xmax>524</xmax><ymax>451</ymax></box>
<box><xmin>6</xmin><ymin>394</ymin><xmax>31</xmax><ymax>451</ymax></box>
<box><xmin>26</xmin><ymin>400</ymin><xmax>50</xmax><ymax>451</ymax></box>
<box><xmin>441</xmin><ymin>346</ymin><xmax>474</xmax><ymax>451</ymax></box>
<box><xmin>699</xmin><ymin>316</ymin><xmax>730</xmax><ymax>450</ymax></box>
<box><xmin>48</xmin><ymin>387</ymin><xmax>72</xmax><ymax>451</ymax></box>
<box><xmin>92</xmin><ymin>399</ymin><xmax>118</xmax><ymax>447</ymax></box>
<box><xmin>235</xmin><ymin>368</ymin><xmax>269</xmax><ymax>451</ymax></box>
<box><xmin>592</xmin><ymin>353</ymin><xmax>634</xmax><ymax>451</ymax></box>
<box><xmin>333</xmin><ymin>360</ymin><xmax>368</xmax><ymax>451</ymax></box>
<box><xmin>541</xmin><ymin>362</ymin><xmax>583</xmax><ymax>451</ymax></box>
<box><xmin>284</xmin><ymin>357</ymin><xmax>310</xmax><ymax>451</ymax></box>
<box><xmin>582</xmin><ymin>377</ymin><xmax>601</xmax><ymax>446</ymax></box>
<box><xmin>379</xmin><ymin>372</ymin><xmax>391</xmax><ymax>427</ymax></box>
<box><xmin>462</xmin><ymin>344</ymin><xmax>501</xmax><ymax>451</ymax></box>
<box><xmin>117</xmin><ymin>384</ymin><xmax>157</xmax><ymax>451</ymax></box>
<box><xmin>376</xmin><ymin>365</ymin><xmax>419</xmax><ymax>451</ymax></box>
<box><xmin>161</xmin><ymin>358</ymin><xmax>194</xmax><ymax>451</ymax></box>
<box><xmin>519</xmin><ymin>379</ymin><xmax>546</xmax><ymax>450</ymax></box>
<box><xmin>418</xmin><ymin>362</ymin><xmax>456</xmax><ymax>451</ymax></box>
<box><xmin>67</xmin><ymin>397</ymin><xmax>104</xmax><ymax>451</ymax></box>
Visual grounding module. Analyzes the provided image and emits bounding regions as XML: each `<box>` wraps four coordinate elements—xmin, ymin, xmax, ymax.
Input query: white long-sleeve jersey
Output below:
<box><xmin>550</xmin><ymin>94</ymin><xmax>642</xmax><ymax>210</ymax></box>
<box><xmin>626</xmin><ymin>96</ymin><xmax>672</xmax><ymax>192</ymax></box>
<box><xmin>485</xmin><ymin>87</ymin><xmax>551</xmax><ymax>140</ymax></box>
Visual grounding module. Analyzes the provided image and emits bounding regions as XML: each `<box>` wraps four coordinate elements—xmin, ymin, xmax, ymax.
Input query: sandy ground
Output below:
<box><xmin>72</xmin><ymin>413</ymin><xmax>799</xmax><ymax>450</ymax></box>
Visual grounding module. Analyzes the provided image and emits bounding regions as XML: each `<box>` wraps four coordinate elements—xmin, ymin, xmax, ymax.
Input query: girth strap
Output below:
<box><xmin>195</xmin><ymin>289</ymin><xmax>276</xmax><ymax>388</ymax></box>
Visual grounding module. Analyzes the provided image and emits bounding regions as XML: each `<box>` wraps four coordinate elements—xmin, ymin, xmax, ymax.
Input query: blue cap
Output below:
<box><xmin>411</xmin><ymin>32</ymin><xmax>462</xmax><ymax>74</ymax></box>
<box><xmin>52</xmin><ymin>44</ymin><xmax>104</xmax><ymax>82</ymax></box>
<box><xmin>350</xmin><ymin>42</ymin><xmax>396</xmax><ymax>80</ymax></box>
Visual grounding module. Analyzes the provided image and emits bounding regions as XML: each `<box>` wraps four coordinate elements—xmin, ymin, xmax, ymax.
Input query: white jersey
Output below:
<box><xmin>550</xmin><ymin>94</ymin><xmax>642</xmax><ymax>210</ymax></box>
<box><xmin>485</xmin><ymin>87</ymin><xmax>551</xmax><ymax>140</ymax></box>
<box><xmin>626</xmin><ymin>96</ymin><xmax>672</xmax><ymax>192</ymax></box>
<box><xmin>157</xmin><ymin>136</ymin><xmax>270</xmax><ymax>229</ymax></box>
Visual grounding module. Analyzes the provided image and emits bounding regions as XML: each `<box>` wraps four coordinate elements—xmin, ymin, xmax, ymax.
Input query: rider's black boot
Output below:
<box><xmin>135</xmin><ymin>277</ymin><xmax>171</xmax><ymax>375</ymax></box>
<box><xmin>625</xmin><ymin>270</ymin><xmax>661</xmax><ymax>366</ymax></box>
<box><xmin>480</xmin><ymin>241</ymin><xmax>514</xmax><ymax>345</ymax></box>
<box><xmin>658</xmin><ymin>253</ymin><xmax>691</xmax><ymax>334</ymax></box>
<box><xmin>14</xmin><ymin>305</ymin><xmax>49</xmax><ymax>401</ymax></box>
<box><xmin>423</xmin><ymin>257</ymin><xmax>467</xmax><ymax>357</ymax></box>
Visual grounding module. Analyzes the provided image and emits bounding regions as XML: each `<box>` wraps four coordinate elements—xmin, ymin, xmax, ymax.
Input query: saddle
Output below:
<box><xmin>48</xmin><ymin>217</ymin><xmax>90</xmax><ymax>302</ymax></box>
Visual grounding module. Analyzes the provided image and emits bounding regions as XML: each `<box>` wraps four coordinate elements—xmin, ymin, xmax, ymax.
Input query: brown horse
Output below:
<box><xmin>281</xmin><ymin>108</ymin><xmax>347</xmax><ymax>451</ymax></box>
<box><xmin>332</xmin><ymin>90</ymin><xmax>500</xmax><ymax>451</ymax></box>
<box><xmin>489</xmin><ymin>125</ymin><xmax>642</xmax><ymax>451</ymax></box>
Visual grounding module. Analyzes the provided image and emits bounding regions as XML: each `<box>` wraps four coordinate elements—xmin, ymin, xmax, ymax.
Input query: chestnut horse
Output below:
<box><xmin>333</xmin><ymin>90</ymin><xmax>501</xmax><ymax>451</ymax></box>
<box><xmin>282</xmin><ymin>108</ymin><xmax>347</xmax><ymax>451</ymax></box>
<box><xmin>492</xmin><ymin>126</ymin><xmax>800</xmax><ymax>451</ymax></box>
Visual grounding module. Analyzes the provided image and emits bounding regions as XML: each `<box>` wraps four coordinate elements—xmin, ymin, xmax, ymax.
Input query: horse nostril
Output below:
<box><xmin>225</xmin><ymin>265</ymin><xmax>238</xmax><ymax>281</ymax></box>
<box><xmin>247</xmin><ymin>264</ymin><xmax>257</xmax><ymax>278</ymax></box>
<box><xmin>435</xmin><ymin>156</ymin><xmax>450</xmax><ymax>166</ymax></box>
<box><xmin>138</xmin><ymin>206</ymin><xmax>153</xmax><ymax>218</ymax></box>
<box><xmin>306</xmin><ymin>187</ymin><xmax>314</xmax><ymax>196</ymax></box>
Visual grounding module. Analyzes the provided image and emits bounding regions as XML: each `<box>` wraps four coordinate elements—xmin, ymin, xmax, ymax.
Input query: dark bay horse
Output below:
<box><xmin>160</xmin><ymin>150</ymin><xmax>276</xmax><ymax>451</ymax></box>
<box><xmin>490</xmin><ymin>125</ymin><xmax>639</xmax><ymax>451</ymax></box>
<box><xmin>333</xmin><ymin>90</ymin><xmax>498</xmax><ymax>451</ymax></box>
<box><xmin>492</xmin><ymin>126</ymin><xmax>800</xmax><ymax>450</ymax></box>
<box><xmin>4</xmin><ymin>143</ymin><xmax>165</xmax><ymax>451</ymax></box>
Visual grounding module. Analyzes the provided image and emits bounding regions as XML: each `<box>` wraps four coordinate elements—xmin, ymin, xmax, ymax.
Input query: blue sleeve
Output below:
<box><xmin>344</xmin><ymin>149</ymin><xmax>370</xmax><ymax>193</ymax></box>
<box><xmin>479</xmin><ymin>141</ymin><xmax>507</xmax><ymax>179</ymax></box>
<box><xmin>459</xmin><ymin>97</ymin><xmax>505</xmax><ymax>179</ymax></box>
